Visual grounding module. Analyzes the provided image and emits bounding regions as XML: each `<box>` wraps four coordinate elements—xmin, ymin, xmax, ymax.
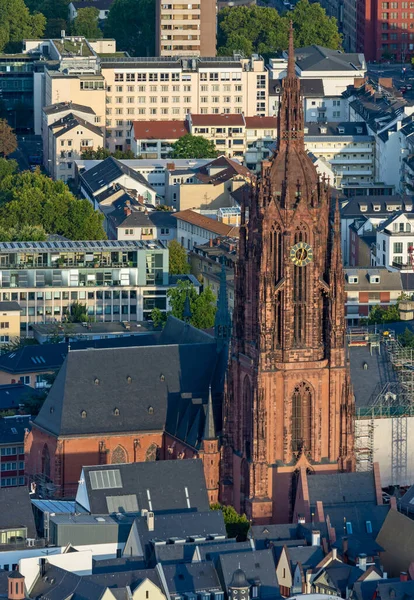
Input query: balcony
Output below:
<box><xmin>330</xmin><ymin>157</ymin><xmax>373</xmax><ymax>165</ymax></box>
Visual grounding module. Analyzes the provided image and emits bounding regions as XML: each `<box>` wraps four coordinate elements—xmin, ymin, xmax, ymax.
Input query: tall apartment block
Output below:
<box><xmin>156</xmin><ymin>0</ymin><xmax>216</xmax><ymax>57</ymax></box>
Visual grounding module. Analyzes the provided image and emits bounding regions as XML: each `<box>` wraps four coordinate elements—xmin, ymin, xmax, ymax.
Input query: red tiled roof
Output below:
<box><xmin>245</xmin><ymin>116</ymin><xmax>278</xmax><ymax>129</ymax></box>
<box><xmin>191</xmin><ymin>114</ymin><xmax>245</xmax><ymax>126</ymax></box>
<box><xmin>173</xmin><ymin>209</ymin><xmax>239</xmax><ymax>237</ymax></box>
<box><xmin>132</xmin><ymin>120</ymin><xmax>188</xmax><ymax>140</ymax></box>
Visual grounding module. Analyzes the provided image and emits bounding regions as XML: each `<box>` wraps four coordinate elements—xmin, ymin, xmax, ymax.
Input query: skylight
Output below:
<box><xmin>89</xmin><ymin>469</ymin><xmax>122</xmax><ymax>490</ymax></box>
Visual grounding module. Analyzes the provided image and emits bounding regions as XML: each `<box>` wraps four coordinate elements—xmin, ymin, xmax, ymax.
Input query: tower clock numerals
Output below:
<box><xmin>290</xmin><ymin>242</ymin><xmax>313</xmax><ymax>267</ymax></box>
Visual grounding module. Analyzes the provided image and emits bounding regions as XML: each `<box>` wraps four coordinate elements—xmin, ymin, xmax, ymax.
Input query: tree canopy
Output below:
<box><xmin>0</xmin><ymin>0</ymin><xmax>46</xmax><ymax>52</ymax></box>
<box><xmin>0</xmin><ymin>120</ymin><xmax>17</xmax><ymax>157</ymax></box>
<box><xmin>0</xmin><ymin>160</ymin><xmax>106</xmax><ymax>240</ymax></box>
<box><xmin>25</xmin><ymin>0</ymin><xmax>69</xmax><ymax>38</ymax></box>
<box><xmin>367</xmin><ymin>303</ymin><xmax>401</xmax><ymax>325</ymax></box>
<box><xmin>168</xmin><ymin>240</ymin><xmax>190</xmax><ymax>275</ymax></box>
<box><xmin>151</xmin><ymin>280</ymin><xmax>217</xmax><ymax>330</ymax></box>
<box><xmin>63</xmin><ymin>301</ymin><xmax>88</xmax><ymax>322</ymax></box>
<box><xmin>81</xmin><ymin>146</ymin><xmax>135</xmax><ymax>160</ymax></box>
<box><xmin>217</xmin><ymin>0</ymin><xmax>341</xmax><ymax>57</ymax></box>
<box><xmin>169</xmin><ymin>134</ymin><xmax>218</xmax><ymax>159</ymax></box>
<box><xmin>104</xmin><ymin>0</ymin><xmax>155</xmax><ymax>56</ymax></box>
<box><xmin>72</xmin><ymin>7</ymin><xmax>102</xmax><ymax>39</ymax></box>
<box><xmin>210</xmin><ymin>504</ymin><xmax>250</xmax><ymax>541</ymax></box>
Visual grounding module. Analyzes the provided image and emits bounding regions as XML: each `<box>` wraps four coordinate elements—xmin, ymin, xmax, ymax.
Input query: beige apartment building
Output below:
<box><xmin>26</xmin><ymin>36</ymin><xmax>269</xmax><ymax>157</ymax></box>
<box><xmin>156</xmin><ymin>0</ymin><xmax>216</xmax><ymax>57</ymax></box>
<box><xmin>0</xmin><ymin>301</ymin><xmax>21</xmax><ymax>347</ymax></box>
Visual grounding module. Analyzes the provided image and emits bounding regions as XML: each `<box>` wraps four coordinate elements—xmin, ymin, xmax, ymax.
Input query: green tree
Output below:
<box><xmin>0</xmin><ymin>224</ymin><xmax>47</xmax><ymax>241</ymax></box>
<box><xmin>167</xmin><ymin>280</ymin><xmax>217</xmax><ymax>329</ymax></box>
<box><xmin>168</xmin><ymin>240</ymin><xmax>190</xmax><ymax>275</ymax></box>
<box><xmin>0</xmin><ymin>170</ymin><xmax>106</xmax><ymax>239</ymax></box>
<box><xmin>72</xmin><ymin>6</ymin><xmax>102</xmax><ymax>38</ymax></box>
<box><xmin>81</xmin><ymin>146</ymin><xmax>135</xmax><ymax>160</ymax></box>
<box><xmin>398</xmin><ymin>327</ymin><xmax>414</xmax><ymax>348</ymax></box>
<box><xmin>0</xmin><ymin>120</ymin><xmax>17</xmax><ymax>157</ymax></box>
<box><xmin>0</xmin><ymin>0</ymin><xmax>46</xmax><ymax>52</ymax></box>
<box><xmin>151</xmin><ymin>307</ymin><xmax>167</xmax><ymax>328</ymax></box>
<box><xmin>169</xmin><ymin>134</ymin><xmax>218</xmax><ymax>159</ymax></box>
<box><xmin>217</xmin><ymin>5</ymin><xmax>288</xmax><ymax>56</ymax></box>
<box><xmin>290</xmin><ymin>0</ymin><xmax>342</xmax><ymax>49</ymax></box>
<box><xmin>211</xmin><ymin>503</ymin><xmax>250</xmax><ymax>541</ymax></box>
<box><xmin>1</xmin><ymin>336</ymin><xmax>38</xmax><ymax>354</ymax></box>
<box><xmin>0</xmin><ymin>158</ymin><xmax>17</xmax><ymax>181</ymax></box>
<box><xmin>367</xmin><ymin>303</ymin><xmax>401</xmax><ymax>325</ymax></box>
<box><xmin>64</xmin><ymin>301</ymin><xmax>88</xmax><ymax>323</ymax></box>
<box><xmin>104</xmin><ymin>0</ymin><xmax>155</xmax><ymax>56</ymax></box>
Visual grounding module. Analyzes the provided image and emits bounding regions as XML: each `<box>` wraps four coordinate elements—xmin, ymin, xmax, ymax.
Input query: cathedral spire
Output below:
<box><xmin>203</xmin><ymin>384</ymin><xmax>216</xmax><ymax>440</ymax></box>
<box><xmin>287</xmin><ymin>20</ymin><xmax>296</xmax><ymax>79</ymax></box>
<box><xmin>214</xmin><ymin>259</ymin><xmax>232</xmax><ymax>352</ymax></box>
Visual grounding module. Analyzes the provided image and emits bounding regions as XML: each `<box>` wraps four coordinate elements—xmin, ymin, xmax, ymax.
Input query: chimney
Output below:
<box><xmin>311</xmin><ymin>530</ymin><xmax>321</xmax><ymax>547</ymax></box>
<box><xmin>124</xmin><ymin>206</ymin><xmax>131</xmax><ymax>216</ymax></box>
<box><xmin>209</xmin><ymin>238</ymin><xmax>213</xmax><ymax>247</ymax></box>
<box><xmin>400</xmin><ymin>572</ymin><xmax>408</xmax><ymax>582</ymax></box>
<box><xmin>40</xmin><ymin>558</ymin><xmax>46</xmax><ymax>577</ymax></box>
<box><xmin>146</xmin><ymin>511</ymin><xmax>154</xmax><ymax>532</ymax></box>
<box><xmin>358</xmin><ymin>554</ymin><xmax>367</xmax><ymax>572</ymax></box>
<box><xmin>8</xmin><ymin>573</ymin><xmax>25</xmax><ymax>600</ymax></box>
<box><xmin>342</xmin><ymin>537</ymin><xmax>348</xmax><ymax>560</ymax></box>
<box><xmin>332</xmin><ymin>548</ymin><xmax>337</xmax><ymax>560</ymax></box>
<box><xmin>298</xmin><ymin>515</ymin><xmax>306</xmax><ymax>524</ymax></box>
<box><xmin>383</xmin><ymin>573</ymin><xmax>388</xmax><ymax>580</ymax></box>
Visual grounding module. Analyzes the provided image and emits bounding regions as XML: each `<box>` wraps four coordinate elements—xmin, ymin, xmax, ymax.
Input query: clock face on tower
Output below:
<box><xmin>290</xmin><ymin>242</ymin><xmax>313</xmax><ymax>267</ymax></box>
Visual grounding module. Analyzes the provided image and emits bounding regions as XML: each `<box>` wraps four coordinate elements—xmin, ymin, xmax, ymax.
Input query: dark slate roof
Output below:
<box><xmin>294</xmin><ymin>45</ymin><xmax>365</xmax><ymax>72</ymax></box>
<box><xmin>341</xmin><ymin>195</ymin><xmax>412</xmax><ymax>218</ymax></box>
<box><xmin>50</xmin><ymin>113</ymin><xmax>103</xmax><ymax>138</ymax></box>
<box><xmin>88</xmin><ymin>566</ymin><xmax>162</xmax><ymax>594</ymax></box>
<box><xmin>0</xmin><ymin>384</ymin><xmax>41</xmax><ymax>411</ymax></box>
<box><xmin>110</xmin><ymin>207</ymin><xmax>177</xmax><ymax>230</ymax></box>
<box><xmin>162</xmin><ymin>562</ymin><xmax>223</xmax><ymax>595</ymax></box>
<box><xmin>333</xmin><ymin>534</ymin><xmax>383</xmax><ymax>560</ymax></box>
<box><xmin>324</xmin><ymin>502</ymin><xmax>389</xmax><ymax>537</ymax></box>
<box><xmin>313</xmin><ymin>560</ymin><xmax>364</xmax><ymax>595</ymax></box>
<box><xmin>0</xmin><ymin>570</ymin><xmax>9</xmax><ymax>599</ymax></box>
<box><xmin>251</xmin><ymin>522</ymin><xmax>328</xmax><ymax>549</ymax></box>
<box><xmin>34</xmin><ymin>342</ymin><xmax>220</xmax><ymax>436</ymax></box>
<box><xmin>305</xmin><ymin>121</ymin><xmax>371</xmax><ymax>139</ymax></box>
<box><xmin>79</xmin><ymin>459</ymin><xmax>210</xmax><ymax>515</ymax></box>
<box><xmin>154</xmin><ymin>540</ymin><xmax>253</xmax><ymax>566</ymax></box>
<box><xmin>80</xmin><ymin>156</ymin><xmax>155</xmax><ymax>195</ymax></box>
<box><xmin>159</xmin><ymin>316</ymin><xmax>214</xmax><ymax>345</ymax></box>
<box><xmin>0</xmin><ymin>486</ymin><xmax>37</xmax><ymax>538</ymax></box>
<box><xmin>399</xmin><ymin>483</ymin><xmax>414</xmax><ymax>515</ymax></box>
<box><xmin>0</xmin><ymin>301</ymin><xmax>20</xmax><ymax>312</ymax></box>
<box><xmin>344</xmin><ymin>268</ymin><xmax>402</xmax><ymax>293</ymax></box>
<box><xmin>349</xmin><ymin>345</ymin><xmax>398</xmax><ymax>408</ymax></box>
<box><xmin>285</xmin><ymin>545</ymin><xmax>324</xmax><ymax>570</ymax></box>
<box><xmin>268</xmin><ymin>78</ymin><xmax>324</xmax><ymax>97</ymax></box>
<box><xmin>219</xmin><ymin>550</ymin><xmax>280</xmax><ymax>599</ymax></box>
<box><xmin>0</xmin><ymin>415</ymin><xmax>30</xmax><ymax>443</ymax></box>
<box><xmin>376</xmin><ymin>510</ymin><xmax>414</xmax><ymax>578</ymax></box>
<box><xmin>43</xmin><ymin>101</ymin><xmax>96</xmax><ymax>116</ymax></box>
<box><xmin>307</xmin><ymin>472</ymin><xmax>376</xmax><ymax>506</ymax></box>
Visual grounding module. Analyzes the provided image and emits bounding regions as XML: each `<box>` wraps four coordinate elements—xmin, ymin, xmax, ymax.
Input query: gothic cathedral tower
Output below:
<box><xmin>221</xmin><ymin>24</ymin><xmax>355</xmax><ymax>524</ymax></box>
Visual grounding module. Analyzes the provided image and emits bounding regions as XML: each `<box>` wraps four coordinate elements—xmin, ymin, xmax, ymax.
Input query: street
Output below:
<box><xmin>9</xmin><ymin>134</ymin><xmax>43</xmax><ymax>172</ymax></box>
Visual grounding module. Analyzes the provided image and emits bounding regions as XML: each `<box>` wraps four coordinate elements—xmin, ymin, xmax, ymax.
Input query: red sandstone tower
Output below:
<box><xmin>221</xmin><ymin>24</ymin><xmax>355</xmax><ymax>524</ymax></box>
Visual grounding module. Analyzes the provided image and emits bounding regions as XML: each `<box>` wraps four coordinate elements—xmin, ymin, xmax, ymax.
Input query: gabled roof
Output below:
<box><xmin>173</xmin><ymin>210</ymin><xmax>239</xmax><ymax>237</ymax></box>
<box><xmin>399</xmin><ymin>483</ymin><xmax>414</xmax><ymax>515</ymax></box>
<box><xmin>244</xmin><ymin>116</ymin><xmax>277</xmax><ymax>129</ymax></box>
<box><xmin>341</xmin><ymin>195</ymin><xmax>412</xmax><ymax>218</ymax></box>
<box><xmin>50</xmin><ymin>113</ymin><xmax>103</xmax><ymax>138</ymax></box>
<box><xmin>268</xmin><ymin>78</ymin><xmax>324</xmax><ymax>97</ymax></box>
<box><xmin>132</xmin><ymin>120</ymin><xmax>189</xmax><ymax>140</ymax></box>
<box><xmin>77</xmin><ymin>459</ymin><xmax>210</xmax><ymax>514</ymax></box>
<box><xmin>80</xmin><ymin>156</ymin><xmax>155</xmax><ymax>195</ymax></box>
<box><xmin>325</xmin><ymin>502</ymin><xmax>389</xmax><ymax>538</ymax></box>
<box><xmin>43</xmin><ymin>101</ymin><xmax>96</xmax><ymax>116</ymax></box>
<box><xmin>294</xmin><ymin>45</ymin><xmax>365</xmax><ymax>72</ymax></box>
<box><xmin>34</xmin><ymin>342</ymin><xmax>220</xmax><ymax>437</ymax></box>
<box><xmin>0</xmin><ymin>486</ymin><xmax>37</xmax><ymax>538</ymax></box>
<box><xmin>313</xmin><ymin>561</ymin><xmax>364</xmax><ymax>595</ymax></box>
<box><xmin>0</xmin><ymin>301</ymin><xmax>21</xmax><ymax>312</ymax></box>
<box><xmin>307</xmin><ymin>472</ymin><xmax>376</xmax><ymax>507</ymax></box>
<box><xmin>349</xmin><ymin>345</ymin><xmax>398</xmax><ymax>408</ymax></box>
<box><xmin>162</xmin><ymin>562</ymin><xmax>223</xmax><ymax>595</ymax></box>
<box><xmin>376</xmin><ymin>509</ymin><xmax>414</xmax><ymax>577</ymax></box>
<box><xmin>285</xmin><ymin>545</ymin><xmax>324</xmax><ymax>570</ymax></box>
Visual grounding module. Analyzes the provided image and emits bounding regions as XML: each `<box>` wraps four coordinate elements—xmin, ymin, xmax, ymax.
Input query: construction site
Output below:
<box><xmin>350</xmin><ymin>327</ymin><xmax>414</xmax><ymax>487</ymax></box>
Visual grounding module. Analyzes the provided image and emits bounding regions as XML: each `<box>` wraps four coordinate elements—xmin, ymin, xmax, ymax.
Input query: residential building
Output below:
<box><xmin>0</xmin><ymin>240</ymin><xmax>171</xmax><ymax>331</ymax></box>
<box><xmin>107</xmin><ymin>206</ymin><xmax>176</xmax><ymax>242</ymax></box>
<box><xmin>375</xmin><ymin>211</ymin><xmax>414</xmax><ymax>271</ymax></box>
<box><xmin>346</xmin><ymin>80</ymin><xmax>414</xmax><ymax>193</ymax></box>
<box><xmin>0</xmin><ymin>302</ymin><xmax>21</xmax><ymax>348</ymax></box>
<box><xmin>31</xmin><ymin>321</ymin><xmax>153</xmax><ymax>344</ymax></box>
<box><xmin>68</xmin><ymin>0</ymin><xmax>115</xmax><ymax>21</ymax></box>
<box><xmin>399</xmin><ymin>116</ymin><xmax>414</xmax><ymax>195</ymax></box>
<box><xmin>130</xmin><ymin>120</ymin><xmax>189</xmax><ymax>159</ymax></box>
<box><xmin>0</xmin><ymin>53</ymin><xmax>37</xmax><ymax>131</ymax></box>
<box><xmin>79</xmin><ymin>156</ymin><xmax>158</xmax><ymax>206</ymax></box>
<box><xmin>352</xmin><ymin>0</ymin><xmax>414</xmax><ymax>61</ymax></box>
<box><xmin>155</xmin><ymin>0</ymin><xmax>216</xmax><ymax>57</ymax></box>
<box><xmin>304</xmin><ymin>122</ymin><xmax>375</xmax><ymax>189</ymax></box>
<box><xmin>0</xmin><ymin>384</ymin><xmax>40</xmax><ymax>413</ymax></box>
<box><xmin>344</xmin><ymin>267</ymin><xmax>402</xmax><ymax>324</ymax></box>
<box><xmin>46</xmin><ymin>112</ymin><xmax>104</xmax><ymax>182</ymax></box>
<box><xmin>174</xmin><ymin>209</ymin><xmax>239</xmax><ymax>249</ymax></box>
<box><xmin>188</xmin><ymin>114</ymin><xmax>246</xmax><ymax>158</ymax></box>
<box><xmin>0</xmin><ymin>416</ymin><xmax>30</xmax><ymax>488</ymax></box>
<box><xmin>76</xmin><ymin>158</ymin><xmax>212</xmax><ymax>202</ymax></box>
<box><xmin>340</xmin><ymin>195</ymin><xmax>412</xmax><ymax>264</ymax></box>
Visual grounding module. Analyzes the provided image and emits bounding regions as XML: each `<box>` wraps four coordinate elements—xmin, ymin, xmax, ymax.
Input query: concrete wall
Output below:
<box><xmin>372</xmin><ymin>416</ymin><xmax>414</xmax><ymax>487</ymax></box>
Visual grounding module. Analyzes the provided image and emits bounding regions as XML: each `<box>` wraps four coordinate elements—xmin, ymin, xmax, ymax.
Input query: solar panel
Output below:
<box><xmin>89</xmin><ymin>469</ymin><xmax>122</xmax><ymax>490</ymax></box>
<box><xmin>106</xmin><ymin>494</ymin><xmax>139</xmax><ymax>514</ymax></box>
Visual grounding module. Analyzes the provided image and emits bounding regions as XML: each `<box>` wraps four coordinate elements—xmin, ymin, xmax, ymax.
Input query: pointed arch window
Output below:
<box><xmin>41</xmin><ymin>444</ymin><xmax>50</xmax><ymax>479</ymax></box>
<box><xmin>111</xmin><ymin>445</ymin><xmax>127</xmax><ymax>464</ymax></box>
<box><xmin>269</xmin><ymin>224</ymin><xmax>283</xmax><ymax>284</ymax></box>
<box><xmin>291</xmin><ymin>382</ymin><xmax>312</xmax><ymax>453</ymax></box>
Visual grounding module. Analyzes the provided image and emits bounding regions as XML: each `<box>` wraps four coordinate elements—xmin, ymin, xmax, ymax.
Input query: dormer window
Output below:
<box><xmin>373</xmin><ymin>205</ymin><xmax>381</xmax><ymax>212</ymax></box>
<box><xmin>337</xmin><ymin>127</ymin><xmax>345</xmax><ymax>134</ymax></box>
<box><xmin>319</xmin><ymin>126</ymin><xmax>327</xmax><ymax>134</ymax></box>
<box><xmin>304</xmin><ymin>127</ymin><xmax>309</xmax><ymax>134</ymax></box>
<box><xmin>356</xmin><ymin>126</ymin><xmax>363</xmax><ymax>134</ymax></box>
<box><xmin>348</xmin><ymin>275</ymin><xmax>359</xmax><ymax>284</ymax></box>
<box><xmin>359</xmin><ymin>204</ymin><xmax>367</xmax><ymax>212</ymax></box>
<box><xmin>369</xmin><ymin>274</ymin><xmax>381</xmax><ymax>284</ymax></box>
<box><xmin>405</xmin><ymin>204</ymin><xmax>412</xmax><ymax>211</ymax></box>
